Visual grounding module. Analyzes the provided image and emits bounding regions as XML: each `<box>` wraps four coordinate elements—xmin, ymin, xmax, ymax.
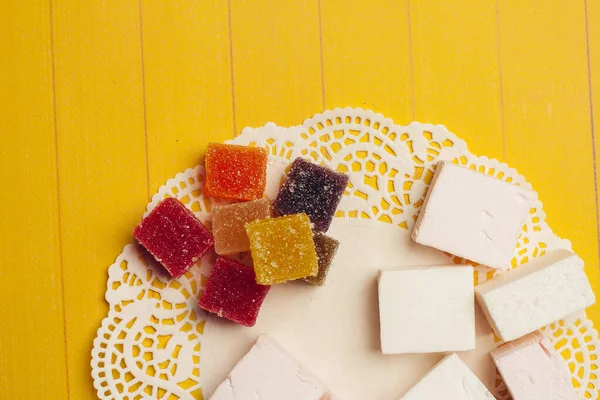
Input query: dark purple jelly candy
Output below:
<box><xmin>274</xmin><ymin>158</ymin><xmax>349</xmax><ymax>232</ymax></box>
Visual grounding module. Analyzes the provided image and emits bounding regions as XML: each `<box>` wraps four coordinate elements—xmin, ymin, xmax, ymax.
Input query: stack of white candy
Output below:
<box><xmin>382</xmin><ymin>161</ymin><xmax>595</xmax><ymax>399</ymax></box>
<box><xmin>208</xmin><ymin>161</ymin><xmax>596</xmax><ymax>400</ymax></box>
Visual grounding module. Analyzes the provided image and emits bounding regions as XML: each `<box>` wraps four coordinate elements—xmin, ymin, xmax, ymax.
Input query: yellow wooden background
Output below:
<box><xmin>1</xmin><ymin>0</ymin><xmax>600</xmax><ymax>398</ymax></box>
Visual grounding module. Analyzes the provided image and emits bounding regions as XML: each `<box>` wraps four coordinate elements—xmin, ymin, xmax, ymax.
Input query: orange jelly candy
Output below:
<box><xmin>204</xmin><ymin>143</ymin><xmax>268</xmax><ymax>200</ymax></box>
<box><xmin>212</xmin><ymin>198</ymin><xmax>272</xmax><ymax>255</ymax></box>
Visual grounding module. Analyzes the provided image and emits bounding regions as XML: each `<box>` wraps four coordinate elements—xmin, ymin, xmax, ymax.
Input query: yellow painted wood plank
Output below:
<box><xmin>0</xmin><ymin>1</ymin><xmax>68</xmax><ymax>398</ymax></box>
<box><xmin>51</xmin><ymin>0</ymin><xmax>148</xmax><ymax>397</ymax></box>
<box><xmin>320</xmin><ymin>0</ymin><xmax>413</xmax><ymax>123</ymax></box>
<box><xmin>591</xmin><ymin>0</ymin><xmax>600</xmax><ymax>151</ymax></box>
<box><xmin>141</xmin><ymin>0</ymin><xmax>233</xmax><ymax>191</ymax></box>
<box><xmin>410</xmin><ymin>0</ymin><xmax>504</xmax><ymax>159</ymax></box>
<box><xmin>498</xmin><ymin>0</ymin><xmax>600</xmax><ymax>323</ymax></box>
<box><xmin>230</xmin><ymin>0</ymin><xmax>323</xmax><ymax>130</ymax></box>
<box><xmin>589</xmin><ymin>0</ymin><xmax>600</xmax><ymax>327</ymax></box>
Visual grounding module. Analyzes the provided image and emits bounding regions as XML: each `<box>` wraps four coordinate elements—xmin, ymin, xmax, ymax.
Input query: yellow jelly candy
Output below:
<box><xmin>246</xmin><ymin>213</ymin><xmax>318</xmax><ymax>285</ymax></box>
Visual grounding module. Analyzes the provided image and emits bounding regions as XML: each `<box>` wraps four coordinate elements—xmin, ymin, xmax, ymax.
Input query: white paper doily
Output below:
<box><xmin>92</xmin><ymin>108</ymin><xmax>600</xmax><ymax>400</ymax></box>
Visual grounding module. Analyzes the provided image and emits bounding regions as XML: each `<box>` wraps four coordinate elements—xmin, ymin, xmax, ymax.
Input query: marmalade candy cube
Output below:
<box><xmin>274</xmin><ymin>158</ymin><xmax>349</xmax><ymax>232</ymax></box>
<box><xmin>199</xmin><ymin>257</ymin><xmax>270</xmax><ymax>327</ymax></box>
<box><xmin>212</xmin><ymin>198</ymin><xmax>271</xmax><ymax>255</ymax></box>
<box><xmin>204</xmin><ymin>143</ymin><xmax>268</xmax><ymax>200</ymax></box>
<box><xmin>245</xmin><ymin>213</ymin><xmax>318</xmax><ymax>285</ymax></box>
<box><xmin>304</xmin><ymin>232</ymin><xmax>340</xmax><ymax>286</ymax></box>
<box><xmin>133</xmin><ymin>197</ymin><xmax>214</xmax><ymax>278</ymax></box>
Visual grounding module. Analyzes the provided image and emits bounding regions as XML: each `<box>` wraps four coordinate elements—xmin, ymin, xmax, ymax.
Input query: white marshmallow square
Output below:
<box><xmin>412</xmin><ymin>161</ymin><xmax>536</xmax><ymax>270</ymax></box>
<box><xmin>491</xmin><ymin>331</ymin><xmax>578</xmax><ymax>400</ymax></box>
<box><xmin>476</xmin><ymin>249</ymin><xmax>595</xmax><ymax>341</ymax></box>
<box><xmin>378</xmin><ymin>266</ymin><xmax>475</xmax><ymax>354</ymax></box>
<box><xmin>210</xmin><ymin>335</ymin><xmax>331</xmax><ymax>400</ymax></box>
<box><xmin>399</xmin><ymin>353</ymin><xmax>495</xmax><ymax>399</ymax></box>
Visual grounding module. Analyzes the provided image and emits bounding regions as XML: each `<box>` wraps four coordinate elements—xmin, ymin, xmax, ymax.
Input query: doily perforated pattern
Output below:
<box><xmin>92</xmin><ymin>107</ymin><xmax>599</xmax><ymax>399</ymax></box>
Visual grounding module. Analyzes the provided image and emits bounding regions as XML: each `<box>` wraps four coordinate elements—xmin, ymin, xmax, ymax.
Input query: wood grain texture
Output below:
<box><xmin>320</xmin><ymin>0</ymin><xmax>413</xmax><ymax>123</ymax></box>
<box><xmin>589</xmin><ymin>0</ymin><xmax>600</xmax><ymax>324</ymax></box>
<box><xmin>0</xmin><ymin>1</ymin><xmax>68</xmax><ymax>398</ymax></box>
<box><xmin>591</xmin><ymin>0</ymin><xmax>600</xmax><ymax>155</ymax></box>
<box><xmin>410</xmin><ymin>0</ymin><xmax>504</xmax><ymax>159</ymax></box>
<box><xmin>229</xmin><ymin>0</ymin><xmax>323</xmax><ymax>130</ymax></box>
<box><xmin>51</xmin><ymin>0</ymin><xmax>148</xmax><ymax>397</ymax></box>
<box><xmin>1</xmin><ymin>0</ymin><xmax>600</xmax><ymax>397</ymax></box>
<box><xmin>498</xmin><ymin>0</ymin><xmax>600</xmax><ymax>322</ymax></box>
<box><xmin>141</xmin><ymin>0</ymin><xmax>233</xmax><ymax>192</ymax></box>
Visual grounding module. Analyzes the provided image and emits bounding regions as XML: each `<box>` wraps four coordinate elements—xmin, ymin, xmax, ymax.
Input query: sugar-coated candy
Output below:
<box><xmin>199</xmin><ymin>257</ymin><xmax>270</xmax><ymax>327</ymax></box>
<box><xmin>204</xmin><ymin>143</ymin><xmax>268</xmax><ymax>200</ymax></box>
<box><xmin>304</xmin><ymin>233</ymin><xmax>339</xmax><ymax>286</ymax></box>
<box><xmin>245</xmin><ymin>213</ymin><xmax>318</xmax><ymax>285</ymax></box>
<box><xmin>400</xmin><ymin>353</ymin><xmax>495</xmax><ymax>399</ymax></box>
<box><xmin>212</xmin><ymin>198</ymin><xmax>271</xmax><ymax>255</ymax></box>
<box><xmin>412</xmin><ymin>161</ymin><xmax>536</xmax><ymax>271</ymax></box>
<box><xmin>209</xmin><ymin>335</ymin><xmax>331</xmax><ymax>400</ymax></box>
<box><xmin>273</xmin><ymin>158</ymin><xmax>349</xmax><ymax>232</ymax></box>
<box><xmin>475</xmin><ymin>249</ymin><xmax>595</xmax><ymax>342</ymax></box>
<box><xmin>490</xmin><ymin>332</ymin><xmax>578</xmax><ymax>400</ymax></box>
<box><xmin>133</xmin><ymin>197</ymin><xmax>214</xmax><ymax>278</ymax></box>
<box><xmin>379</xmin><ymin>266</ymin><xmax>475</xmax><ymax>354</ymax></box>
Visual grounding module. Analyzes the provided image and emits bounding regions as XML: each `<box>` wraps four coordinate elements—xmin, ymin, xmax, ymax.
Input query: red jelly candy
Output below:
<box><xmin>204</xmin><ymin>143</ymin><xmax>268</xmax><ymax>200</ymax></box>
<box><xmin>133</xmin><ymin>197</ymin><xmax>214</xmax><ymax>278</ymax></box>
<box><xmin>199</xmin><ymin>257</ymin><xmax>270</xmax><ymax>327</ymax></box>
